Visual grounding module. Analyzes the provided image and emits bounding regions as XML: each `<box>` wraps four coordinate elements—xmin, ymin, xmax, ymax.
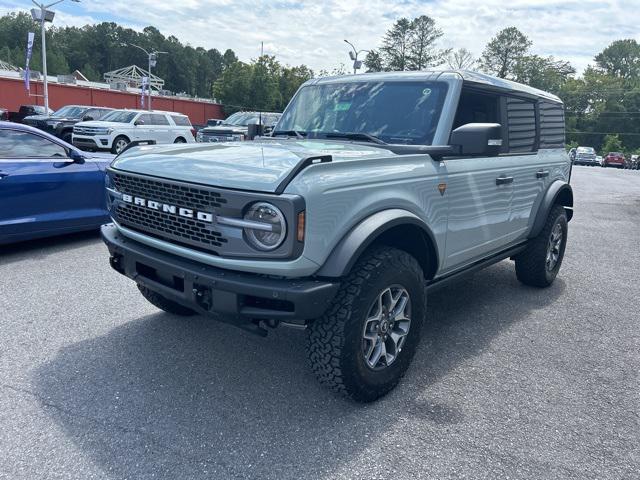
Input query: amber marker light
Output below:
<box><xmin>297</xmin><ymin>211</ymin><xmax>306</xmax><ymax>242</ymax></box>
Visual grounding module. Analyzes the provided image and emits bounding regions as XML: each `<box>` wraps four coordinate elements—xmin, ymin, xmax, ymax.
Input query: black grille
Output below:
<box><xmin>112</xmin><ymin>172</ymin><xmax>229</xmax><ymax>254</ymax></box>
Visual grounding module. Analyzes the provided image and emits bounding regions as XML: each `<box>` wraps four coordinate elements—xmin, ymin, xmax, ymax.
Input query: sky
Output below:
<box><xmin>1</xmin><ymin>0</ymin><xmax>639</xmax><ymax>75</ymax></box>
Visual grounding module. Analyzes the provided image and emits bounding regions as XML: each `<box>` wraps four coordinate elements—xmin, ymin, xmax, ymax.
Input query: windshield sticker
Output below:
<box><xmin>334</xmin><ymin>101</ymin><xmax>351</xmax><ymax>112</ymax></box>
<box><xmin>422</xmin><ymin>88</ymin><xmax>432</xmax><ymax>96</ymax></box>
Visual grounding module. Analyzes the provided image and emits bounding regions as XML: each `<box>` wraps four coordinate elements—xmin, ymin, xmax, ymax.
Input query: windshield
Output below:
<box><xmin>52</xmin><ymin>106</ymin><xmax>87</xmax><ymax>118</ymax></box>
<box><xmin>276</xmin><ymin>81</ymin><xmax>448</xmax><ymax>145</ymax></box>
<box><xmin>222</xmin><ymin>112</ymin><xmax>264</xmax><ymax>126</ymax></box>
<box><xmin>101</xmin><ymin>111</ymin><xmax>138</xmax><ymax>123</ymax></box>
<box><xmin>577</xmin><ymin>147</ymin><xmax>595</xmax><ymax>154</ymax></box>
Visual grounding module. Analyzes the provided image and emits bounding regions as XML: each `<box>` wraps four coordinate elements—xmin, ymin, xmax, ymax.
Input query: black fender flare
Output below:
<box><xmin>315</xmin><ymin>209</ymin><xmax>438</xmax><ymax>278</ymax></box>
<box><xmin>529</xmin><ymin>181</ymin><xmax>573</xmax><ymax>238</ymax></box>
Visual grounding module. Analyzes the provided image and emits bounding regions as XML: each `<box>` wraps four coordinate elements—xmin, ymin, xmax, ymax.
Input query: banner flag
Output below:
<box><xmin>24</xmin><ymin>31</ymin><xmax>35</xmax><ymax>92</ymax></box>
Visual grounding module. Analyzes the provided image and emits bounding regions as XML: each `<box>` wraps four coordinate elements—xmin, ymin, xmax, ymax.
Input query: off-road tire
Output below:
<box><xmin>137</xmin><ymin>284</ymin><xmax>197</xmax><ymax>316</ymax></box>
<box><xmin>515</xmin><ymin>204</ymin><xmax>568</xmax><ymax>287</ymax></box>
<box><xmin>306</xmin><ymin>247</ymin><xmax>426</xmax><ymax>402</ymax></box>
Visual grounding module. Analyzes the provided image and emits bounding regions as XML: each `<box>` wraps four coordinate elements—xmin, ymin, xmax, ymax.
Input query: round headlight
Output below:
<box><xmin>243</xmin><ymin>202</ymin><xmax>286</xmax><ymax>251</ymax></box>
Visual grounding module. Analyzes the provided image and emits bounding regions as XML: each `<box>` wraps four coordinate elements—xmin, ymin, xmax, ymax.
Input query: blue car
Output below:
<box><xmin>0</xmin><ymin>121</ymin><xmax>113</xmax><ymax>245</ymax></box>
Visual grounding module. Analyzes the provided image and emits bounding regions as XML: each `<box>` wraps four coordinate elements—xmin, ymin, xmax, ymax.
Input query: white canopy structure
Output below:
<box><xmin>0</xmin><ymin>60</ymin><xmax>18</xmax><ymax>71</ymax></box>
<box><xmin>103</xmin><ymin>65</ymin><xmax>164</xmax><ymax>91</ymax></box>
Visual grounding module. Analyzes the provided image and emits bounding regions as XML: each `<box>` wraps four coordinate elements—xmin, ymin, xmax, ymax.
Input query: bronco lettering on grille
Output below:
<box><xmin>121</xmin><ymin>194</ymin><xmax>214</xmax><ymax>223</ymax></box>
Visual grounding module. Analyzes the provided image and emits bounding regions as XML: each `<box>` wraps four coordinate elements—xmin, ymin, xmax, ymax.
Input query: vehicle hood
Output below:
<box><xmin>24</xmin><ymin>115</ymin><xmax>76</xmax><ymax>123</ymax></box>
<box><xmin>75</xmin><ymin>121</ymin><xmax>124</xmax><ymax>128</ymax></box>
<box><xmin>110</xmin><ymin>139</ymin><xmax>393</xmax><ymax>193</ymax></box>
<box><xmin>201</xmin><ymin>125</ymin><xmax>248</xmax><ymax>134</ymax></box>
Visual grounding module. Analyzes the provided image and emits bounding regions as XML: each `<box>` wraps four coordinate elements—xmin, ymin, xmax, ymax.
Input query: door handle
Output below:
<box><xmin>496</xmin><ymin>176</ymin><xmax>514</xmax><ymax>185</ymax></box>
<box><xmin>536</xmin><ymin>170</ymin><xmax>550</xmax><ymax>179</ymax></box>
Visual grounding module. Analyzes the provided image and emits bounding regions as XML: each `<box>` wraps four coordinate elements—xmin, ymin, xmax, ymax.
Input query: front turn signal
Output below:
<box><xmin>297</xmin><ymin>211</ymin><xmax>305</xmax><ymax>242</ymax></box>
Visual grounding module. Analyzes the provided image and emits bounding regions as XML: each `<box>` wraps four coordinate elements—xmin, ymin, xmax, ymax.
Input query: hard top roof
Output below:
<box><xmin>306</xmin><ymin>70</ymin><xmax>562</xmax><ymax>103</ymax></box>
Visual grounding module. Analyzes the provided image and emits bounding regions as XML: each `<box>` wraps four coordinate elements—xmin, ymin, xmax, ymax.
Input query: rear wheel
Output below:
<box><xmin>306</xmin><ymin>247</ymin><xmax>426</xmax><ymax>402</ymax></box>
<box><xmin>111</xmin><ymin>136</ymin><xmax>130</xmax><ymax>154</ymax></box>
<box><xmin>174</xmin><ymin>137</ymin><xmax>187</xmax><ymax>143</ymax></box>
<box><xmin>61</xmin><ymin>131</ymin><xmax>72</xmax><ymax>144</ymax></box>
<box><xmin>137</xmin><ymin>284</ymin><xmax>197</xmax><ymax>316</ymax></box>
<box><xmin>515</xmin><ymin>205</ymin><xmax>568</xmax><ymax>287</ymax></box>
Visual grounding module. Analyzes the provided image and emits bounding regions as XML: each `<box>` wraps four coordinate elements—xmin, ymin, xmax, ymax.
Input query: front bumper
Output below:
<box><xmin>102</xmin><ymin>224</ymin><xmax>340</xmax><ymax>322</ymax></box>
<box><xmin>73</xmin><ymin>135</ymin><xmax>111</xmax><ymax>150</ymax></box>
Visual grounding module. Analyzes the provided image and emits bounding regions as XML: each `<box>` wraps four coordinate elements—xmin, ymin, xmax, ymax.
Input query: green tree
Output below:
<box><xmin>407</xmin><ymin>15</ymin><xmax>448</xmax><ymax>69</ymax></box>
<box><xmin>513</xmin><ymin>55</ymin><xmax>575</xmax><ymax>93</ymax></box>
<box><xmin>364</xmin><ymin>50</ymin><xmax>384</xmax><ymax>72</ymax></box>
<box><xmin>595</xmin><ymin>39</ymin><xmax>640</xmax><ymax>79</ymax></box>
<box><xmin>380</xmin><ymin>18</ymin><xmax>413</xmax><ymax>71</ymax></box>
<box><xmin>479</xmin><ymin>27</ymin><xmax>532</xmax><ymax>78</ymax></box>
<box><xmin>601</xmin><ymin>134</ymin><xmax>623</xmax><ymax>154</ymax></box>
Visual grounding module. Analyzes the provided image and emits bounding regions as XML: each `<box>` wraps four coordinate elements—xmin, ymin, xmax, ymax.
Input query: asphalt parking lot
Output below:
<box><xmin>1</xmin><ymin>166</ymin><xmax>639</xmax><ymax>480</ymax></box>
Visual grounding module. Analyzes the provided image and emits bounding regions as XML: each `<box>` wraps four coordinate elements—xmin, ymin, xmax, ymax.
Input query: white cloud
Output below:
<box><xmin>2</xmin><ymin>0</ymin><xmax>639</xmax><ymax>75</ymax></box>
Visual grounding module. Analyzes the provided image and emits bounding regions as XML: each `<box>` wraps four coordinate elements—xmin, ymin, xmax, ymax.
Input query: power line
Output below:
<box><xmin>568</xmin><ymin>131</ymin><xmax>640</xmax><ymax>136</ymax></box>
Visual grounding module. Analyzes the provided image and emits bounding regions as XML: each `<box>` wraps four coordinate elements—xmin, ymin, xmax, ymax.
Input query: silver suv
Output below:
<box><xmin>102</xmin><ymin>71</ymin><xmax>573</xmax><ymax>402</ymax></box>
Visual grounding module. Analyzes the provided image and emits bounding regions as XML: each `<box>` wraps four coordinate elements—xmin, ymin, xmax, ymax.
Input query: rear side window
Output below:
<box><xmin>150</xmin><ymin>114</ymin><xmax>170</xmax><ymax>125</ymax></box>
<box><xmin>539</xmin><ymin>101</ymin><xmax>565</xmax><ymax>148</ymax></box>
<box><xmin>171</xmin><ymin>115</ymin><xmax>191</xmax><ymax>126</ymax></box>
<box><xmin>505</xmin><ymin>97</ymin><xmax>536</xmax><ymax>153</ymax></box>
<box><xmin>0</xmin><ymin>130</ymin><xmax>67</xmax><ymax>158</ymax></box>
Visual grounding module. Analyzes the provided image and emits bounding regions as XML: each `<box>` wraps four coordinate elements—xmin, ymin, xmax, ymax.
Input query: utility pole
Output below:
<box><xmin>31</xmin><ymin>0</ymin><xmax>80</xmax><ymax>112</ymax></box>
<box><xmin>128</xmin><ymin>44</ymin><xmax>167</xmax><ymax>111</ymax></box>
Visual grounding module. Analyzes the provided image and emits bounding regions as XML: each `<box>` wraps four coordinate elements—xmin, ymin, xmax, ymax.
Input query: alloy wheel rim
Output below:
<box><xmin>115</xmin><ymin>140</ymin><xmax>127</xmax><ymax>153</ymax></box>
<box><xmin>546</xmin><ymin>223</ymin><xmax>563</xmax><ymax>271</ymax></box>
<box><xmin>362</xmin><ymin>285</ymin><xmax>411</xmax><ymax>370</ymax></box>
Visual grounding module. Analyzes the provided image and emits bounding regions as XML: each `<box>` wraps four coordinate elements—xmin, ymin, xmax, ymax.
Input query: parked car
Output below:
<box><xmin>596</xmin><ymin>155</ymin><xmax>604</xmax><ymax>166</ymax></box>
<box><xmin>22</xmin><ymin>104</ymin><xmax>114</xmax><ymax>143</ymax></box>
<box><xmin>8</xmin><ymin>105</ymin><xmax>53</xmax><ymax>123</ymax></box>
<box><xmin>0</xmin><ymin>107</ymin><xmax>8</xmax><ymax>121</ymax></box>
<box><xmin>73</xmin><ymin>109</ymin><xmax>196</xmax><ymax>154</ymax></box>
<box><xmin>0</xmin><ymin>121</ymin><xmax>112</xmax><ymax>245</ymax></box>
<box><xmin>196</xmin><ymin>111</ymin><xmax>281</xmax><ymax>143</ymax></box>
<box><xmin>630</xmin><ymin>155</ymin><xmax>639</xmax><ymax>170</ymax></box>
<box><xmin>573</xmin><ymin>146</ymin><xmax>598</xmax><ymax>166</ymax></box>
<box><xmin>102</xmin><ymin>70</ymin><xmax>573</xmax><ymax>402</ymax></box>
<box><xmin>603</xmin><ymin>152</ymin><xmax>625</xmax><ymax>168</ymax></box>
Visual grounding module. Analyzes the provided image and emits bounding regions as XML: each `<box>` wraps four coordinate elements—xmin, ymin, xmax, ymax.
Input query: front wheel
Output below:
<box><xmin>174</xmin><ymin>137</ymin><xmax>187</xmax><ymax>143</ymax></box>
<box><xmin>306</xmin><ymin>247</ymin><xmax>426</xmax><ymax>402</ymax></box>
<box><xmin>515</xmin><ymin>205</ymin><xmax>568</xmax><ymax>287</ymax></box>
<box><xmin>111</xmin><ymin>136</ymin><xmax>130</xmax><ymax>154</ymax></box>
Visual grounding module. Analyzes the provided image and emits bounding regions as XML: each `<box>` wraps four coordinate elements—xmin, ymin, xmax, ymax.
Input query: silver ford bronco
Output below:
<box><xmin>103</xmin><ymin>71</ymin><xmax>573</xmax><ymax>402</ymax></box>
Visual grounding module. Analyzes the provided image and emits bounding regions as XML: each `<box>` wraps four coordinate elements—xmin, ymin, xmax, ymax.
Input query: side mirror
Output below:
<box><xmin>134</xmin><ymin>119</ymin><xmax>144</xmax><ymax>126</ymax></box>
<box><xmin>449</xmin><ymin>123</ymin><xmax>502</xmax><ymax>157</ymax></box>
<box><xmin>82</xmin><ymin>115</ymin><xmax>93</xmax><ymax>121</ymax></box>
<box><xmin>68</xmin><ymin>149</ymin><xmax>85</xmax><ymax>164</ymax></box>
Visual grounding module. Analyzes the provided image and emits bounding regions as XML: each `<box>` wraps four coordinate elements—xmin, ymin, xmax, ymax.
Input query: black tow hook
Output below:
<box><xmin>109</xmin><ymin>254</ymin><xmax>125</xmax><ymax>274</ymax></box>
<box><xmin>193</xmin><ymin>285</ymin><xmax>212</xmax><ymax>311</ymax></box>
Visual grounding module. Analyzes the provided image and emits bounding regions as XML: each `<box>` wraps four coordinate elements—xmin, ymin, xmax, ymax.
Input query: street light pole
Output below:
<box><xmin>129</xmin><ymin>44</ymin><xmax>167</xmax><ymax>111</ymax></box>
<box><xmin>343</xmin><ymin>39</ymin><xmax>369</xmax><ymax>75</ymax></box>
<box><xmin>31</xmin><ymin>0</ymin><xmax>80</xmax><ymax>112</ymax></box>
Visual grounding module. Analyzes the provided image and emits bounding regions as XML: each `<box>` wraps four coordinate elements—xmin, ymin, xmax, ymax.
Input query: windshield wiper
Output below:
<box><xmin>323</xmin><ymin>132</ymin><xmax>387</xmax><ymax>145</ymax></box>
<box><xmin>271</xmin><ymin>130</ymin><xmax>306</xmax><ymax>139</ymax></box>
